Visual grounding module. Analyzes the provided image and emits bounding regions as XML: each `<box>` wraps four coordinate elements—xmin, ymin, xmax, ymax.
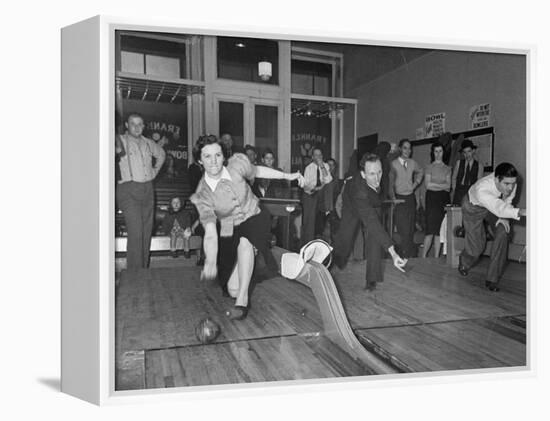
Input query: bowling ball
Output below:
<box><xmin>195</xmin><ymin>317</ymin><xmax>221</xmax><ymax>344</ymax></box>
<box><xmin>454</xmin><ymin>225</ymin><xmax>465</xmax><ymax>238</ymax></box>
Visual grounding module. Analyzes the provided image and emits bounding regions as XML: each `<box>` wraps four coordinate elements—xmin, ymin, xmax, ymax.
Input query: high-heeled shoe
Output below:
<box><xmin>226</xmin><ymin>305</ymin><xmax>249</xmax><ymax>320</ymax></box>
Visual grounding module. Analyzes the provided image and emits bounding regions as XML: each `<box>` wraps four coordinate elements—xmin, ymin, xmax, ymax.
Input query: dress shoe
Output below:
<box><xmin>183</xmin><ymin>250</ymin><xmax>191</xmax><ymax>259</ymax></box>
<box><xmin>458</xmin><ymin>256</ymin><xmax>469</xmax><ymax>276</ymax></box>
<box><xmin>171</xmin><ymin>250</ymin><xmax>178</xmax><ymax>259</ymax></box>
<box><xmin>333</xmin><ymin>254</ymin><xmax>347</xmax><ymax>270</ymax></box>
<box><xmin>485</xmin><ymin>281</ymin><xmax>500</xmax><ymax>292</ymax></box>
<box><xmin>226</xmin><ymin>305</ymin><xmax>249</xmax><ymax>320</ymax></box>
<box><xmin>365</xmin><ymin>282</ymin><xmax>377</xmax><ymax>291</ymax></box>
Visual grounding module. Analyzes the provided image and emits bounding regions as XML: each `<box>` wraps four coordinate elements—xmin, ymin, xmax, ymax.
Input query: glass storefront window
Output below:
<box><xmin>219</xmin><ymin>101</ymin><xmax>245</xmax><ymax>150</ymax></box>
<box><xmin>291</xmin><ymin>59</ymin><xmax>332</xmax><ymax>96</ymax></box>
<box><xmin>119</xmin><ymin>34</ymin><xmax>187</xmax><ymax>79</ymax></box>
<box><xmin>255</xmin><ymin>105</ymin><xmax>278</xmax><ymax>160</ymax></box>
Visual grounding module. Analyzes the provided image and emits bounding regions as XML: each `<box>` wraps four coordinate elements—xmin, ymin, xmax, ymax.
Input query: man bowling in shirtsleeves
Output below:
<box><xmin>458</xmin><ymin>162</ymin><xmax>527</xmax><ymax>292</ymax></box>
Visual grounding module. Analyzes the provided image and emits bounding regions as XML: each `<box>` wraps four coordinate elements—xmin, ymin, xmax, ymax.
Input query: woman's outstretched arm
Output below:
<box><xmin>255</xmin><ymin>166</ymin><xmax>305</xmax><ymax>187</ymax></box>
<box><xmin>201</xmin><ymin>221</ymin><xmax>218</xmax><ymax>281</ymax></box>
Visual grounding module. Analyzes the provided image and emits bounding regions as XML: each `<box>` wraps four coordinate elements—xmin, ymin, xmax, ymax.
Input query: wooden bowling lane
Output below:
<box><xmin>333</xmin><ymin>257</ymin><xmax>526</xmax><ymax>373</ymax></box>
<box><xmin>116</xmin><ymin>266</ymin><xmax>323</xmax><ymax>351</ymax></box>
<box><xmin>117</xmin><ymin>254</ymin><xmax>526</xmax><ymax>390</ymax></box>
<box><xmin>355</xmin><ymin>316</ymin><xmax>526</xmax><ymax>372</ymax></box>
<box><xmin>144</xmin><ymin>335</ymin><xmax>374</xmax><ymax>389</ymax></box>
<box><xmin>331</xmin><ymin>257</ymin><xmax>526</xmax><ymax>330</ymax></box>
<box><xmin>116</xmin><ymin>265</ymin><xmax>348</xmax><ymax>390</ymax></box>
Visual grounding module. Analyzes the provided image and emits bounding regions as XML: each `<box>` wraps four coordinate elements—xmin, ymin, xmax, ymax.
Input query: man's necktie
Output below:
<box><xmin>316</xmin><ymin>166</ymin><xmax>322</xmax><ymax>187</ymax></box>
<box><xmin>462</xmin><ymin>162</ymin><xmax>470</xmax><ymax>185</ymax></box>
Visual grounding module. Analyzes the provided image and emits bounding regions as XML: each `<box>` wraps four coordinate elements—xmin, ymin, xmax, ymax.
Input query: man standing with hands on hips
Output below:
<box><xmin>116</xmin><ymin>113</ymin><xmax>166</xmax><ymax>271</ymax></box>
<box><xmin>389</xmin><ymin>139</ymin><xmax>424</xmax><ymax>257</ymax></box>
<box><xmin>458</xmin><ymin>162</ymin><xmax>527</xmax><ymax>291</ymax></box>
<box><xmin>301</xmin><ymin>146</ymin><xmax>332</xmax><ymax>245</ymax></box>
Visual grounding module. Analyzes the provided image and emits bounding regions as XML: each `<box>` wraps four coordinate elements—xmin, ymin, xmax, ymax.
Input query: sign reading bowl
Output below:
<box><xmin>424</xmin><ymin>112</ymin><xmax>446</xmax><ymax>138</ymax></box>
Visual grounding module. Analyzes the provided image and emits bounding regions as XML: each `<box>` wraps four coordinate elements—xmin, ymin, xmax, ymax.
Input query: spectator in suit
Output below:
<box><xmin>301</xmin><ymin>147</ymin><xmax>332</xmax><ymax>245</ymax></box>
<box><xmin>452</xmin><ymin>138</ymin><xmax>484</xmax><ymax>205</ymax></box>
<box><xmin>321</xmin><ymin>158</ymin><xmax>342</xmax><ymax>243</ymax></box>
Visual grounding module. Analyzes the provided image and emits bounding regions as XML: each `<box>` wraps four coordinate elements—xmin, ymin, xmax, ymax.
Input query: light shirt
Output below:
<box><xmin>303</xmin><ymin>161</ymin><xmax>333</xmax><ymax>194</ymax></box>
<box><xmin>204</xmin><ymin>166</ymin><xmax>232</xmax><ymax>191</ymax></box>
<box><xmin>117</xmin><ymin>133</ymin><xmax>166</xmax><ymax>183</ymax></box>
<box><xmin>468</xmin><ymin>173</ymin><xmax>520</xmax><ymax>220</ymax></box>
<box><xmin>191</xmin><ymin>153</ymin><xmax>260</xmax><ymax>237</ymax></box>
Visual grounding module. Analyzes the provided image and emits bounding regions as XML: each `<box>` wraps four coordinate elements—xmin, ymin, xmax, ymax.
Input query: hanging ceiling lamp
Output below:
<box><xmin>258</xmin><ymin>60</ymin><xmax>272</xmax><ymax>81</ymax></box>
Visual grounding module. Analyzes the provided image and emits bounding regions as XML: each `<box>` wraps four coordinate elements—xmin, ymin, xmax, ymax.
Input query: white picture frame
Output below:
<box><xmin>61</xmin><ymin>15</ymin><xmax>532</xmax><ymax>405</ymax></box>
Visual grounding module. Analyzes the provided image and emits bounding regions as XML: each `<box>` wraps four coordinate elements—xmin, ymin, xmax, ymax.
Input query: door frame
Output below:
<box><xmin>213</xmin><ymin>93</ymin><xmax>283</xmax><ymax>157</ymax></box>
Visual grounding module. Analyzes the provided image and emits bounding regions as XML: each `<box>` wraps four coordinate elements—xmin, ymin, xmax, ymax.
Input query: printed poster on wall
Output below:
<box><xmin>290</xmin><ymin>115</ymin><xmax>331</xmax><ymax>173</ymax></box>
<box><xmin>425</xmin><ymin>112</ymin><xmax>446</xmax><ymax>138</ymax></box>
<box><xmin>469</xmin><ymin>103</ymin><xmax>491</xmax><ymax>129</ymax></box>
<box><xmin>121</xmin><ymin>99</ymin><xmax>188</xmax><ymax>180</ymax></box>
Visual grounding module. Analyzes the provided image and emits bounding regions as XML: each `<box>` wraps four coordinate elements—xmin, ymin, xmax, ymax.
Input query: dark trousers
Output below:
<box><xmin>327</xmin><ymin>211</ymin><xmax>340</xmax><ymax>244</ymax></box>
<box><xmin>333</xmin><ymin>206</ymin><xmax>385</xmax><ymax>286</ymax></box>
<box><xmin>460</xmin><ymin>197</ymin><xmax>510</xmax><ymax>284</ymax></box>
<box><xmin>452</xmin><ymin>185</ymin><xmax>469</xmax><ymax>206</ymax></box>
<box><xmin>301</xmin><ymin>191</ymin><xmax>320</xmax><ymax>245</ymax></box>
<box><xmin>217</xmin><ymin>208</ymin><xmax>278</xmax><ymax>288</ymax></box>
<box><xmin>116</xmin><ymin>181</ymin><xmax>154</xmax><ymax>270</ymax></box>
<box><xmin>394</xmin><ymin>193</ymin><xmax>416</xmax><ymax>258</ymax></box>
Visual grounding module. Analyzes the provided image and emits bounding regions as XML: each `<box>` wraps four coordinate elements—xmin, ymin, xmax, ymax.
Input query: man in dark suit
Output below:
<box><xmin>333</xmin><ymin>153</ymin><xmax>407</xmax><ymax>290</ymax></box>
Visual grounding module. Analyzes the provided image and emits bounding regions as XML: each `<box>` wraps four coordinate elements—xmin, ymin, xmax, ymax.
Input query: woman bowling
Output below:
<box><xmin>190</xmin><ymin>135</ymin><xmax>305</xmax><ymax>320</ymax></box>
<box><xmin>421</xmin><ymin>141</ymin><xmax>451</xmax><ymax>258</ymax></box>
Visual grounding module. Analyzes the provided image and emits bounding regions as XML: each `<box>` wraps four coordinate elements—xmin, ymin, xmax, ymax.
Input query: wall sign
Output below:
<box><xmin>425</xmin><ymin>112</ymin><xmax>446</xmax><ymax>138</ymax></box>
<box><xmin>469</xmin><ymin>103</ymin><xmax>491</xmax><ymax>129</ymax></box>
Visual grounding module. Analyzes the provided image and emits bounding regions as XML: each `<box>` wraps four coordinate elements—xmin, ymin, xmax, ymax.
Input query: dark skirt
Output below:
<box><xmin>425</xmin><ymin>190</ymin><xmax>450</xmax><ymax>235</ymax></box>
<box><xmin>217</xmin><ymin>207</ymin><xmax>278</xmax><ymax>287</ymax></box>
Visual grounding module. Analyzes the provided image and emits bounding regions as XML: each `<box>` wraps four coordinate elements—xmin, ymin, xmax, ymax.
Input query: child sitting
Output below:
<box><xmin>162</xmin><ymin>197</ymin><xmax>199</xmax><ymax>258</ymax></box>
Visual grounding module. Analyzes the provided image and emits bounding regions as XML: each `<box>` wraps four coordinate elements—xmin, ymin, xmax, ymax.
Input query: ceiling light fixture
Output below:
<box><xmin>258</xmin><ymin>60</ymin><xmax>272</xmax><ymax>81</ymax></box>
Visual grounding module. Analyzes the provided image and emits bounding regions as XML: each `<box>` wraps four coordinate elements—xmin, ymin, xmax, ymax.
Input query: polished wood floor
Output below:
<box><xmin>115</xmin><ymin>254</ymin><xmax>526</xmax><ymax>391</ymax></box>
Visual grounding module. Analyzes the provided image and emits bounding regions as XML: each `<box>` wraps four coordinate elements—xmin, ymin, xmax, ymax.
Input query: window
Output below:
<box><xmin>219</xmin><ymin>101</ymin><xmax>245</xmax><ymax>149</ymax></box>
<box><xmin>254</xmin><ymin>105</ymin><xmax>278</xmax><ymax>158</ymax></box>
<box><xmin>119</xmin><ymin>34</ymin><xmax>187</xmax><ymax>79</ymax></box>
<box><xmin>291</xmin><ymin>59</ymin><xmax>333</xmax><ymax>96</ymax></box>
